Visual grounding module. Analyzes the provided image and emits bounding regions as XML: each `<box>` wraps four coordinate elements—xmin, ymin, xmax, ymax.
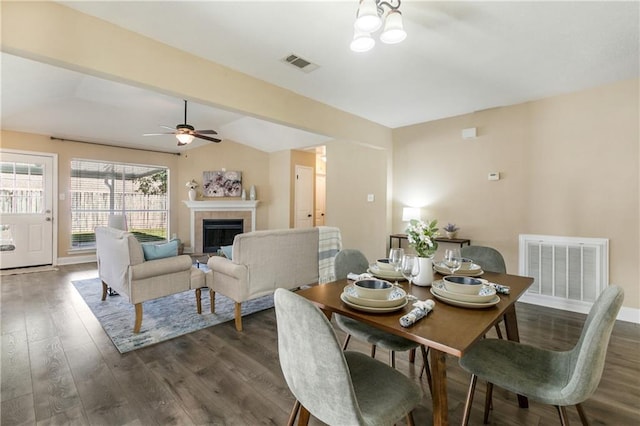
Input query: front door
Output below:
<box><xmin>0</xmin><ymin>151</ymin><xmax>55</xmax><ymax>269</ymax></box>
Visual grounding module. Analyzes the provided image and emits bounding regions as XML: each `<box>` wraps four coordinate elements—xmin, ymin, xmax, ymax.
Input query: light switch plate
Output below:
<box><xmin>367</xmin><ymin>194</ymin><xmax>375</xmax><ymax>202</ymax></box>
<box><xmin>488</xmin><ymin>172</ymin><xmax>500</xmax><ymax>181</ymax></box>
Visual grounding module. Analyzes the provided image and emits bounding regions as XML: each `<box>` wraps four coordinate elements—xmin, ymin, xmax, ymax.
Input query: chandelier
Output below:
<box><xmin>350</xmin><ymin>0</ymin><xmax>407</xmax><ymax>52</ymax></box>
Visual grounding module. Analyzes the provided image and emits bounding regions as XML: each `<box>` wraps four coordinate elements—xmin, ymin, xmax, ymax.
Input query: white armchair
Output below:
<box><xmin>95</xmin><ymin>226</ymin><xmax>205</xmax><ymax>333</ymax></box>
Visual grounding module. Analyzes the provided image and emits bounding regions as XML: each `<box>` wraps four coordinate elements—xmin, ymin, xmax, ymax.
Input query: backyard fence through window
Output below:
<box><xmin>70</xmin><ymin>159</ymin><xmax>169</xmax><ymax>249</ymax></box>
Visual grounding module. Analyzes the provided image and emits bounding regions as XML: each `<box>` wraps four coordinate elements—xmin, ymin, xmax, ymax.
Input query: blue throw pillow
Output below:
<box><xmin>142</xmin><ymin>239</ymin><xmax>180</xmax><ymax>261</ymax></box>
<box><xmin>220</xmin><ymin>245</ymin><xmax>233</xmax><ymax>260</ymax></box>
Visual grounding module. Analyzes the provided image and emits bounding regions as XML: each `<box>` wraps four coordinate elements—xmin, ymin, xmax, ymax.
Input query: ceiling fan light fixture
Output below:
<box><xmin>380</xmin><ymin>10</ymin><xmax>406</xmax><ymax>44</ymax></box>
<box><xmin>176</xmin><ymin>133</ymin><xmax>195</xmax><ymax>144</ymax></box>
<box><xmin>355</xmin><ymin>0</ymin><xmax>382</xmax><ymax>33</ymax></box>
<box><xmin>350</xmin><ymin>30</ymin><xmax>375</xmax><ymax>52</ymax></box>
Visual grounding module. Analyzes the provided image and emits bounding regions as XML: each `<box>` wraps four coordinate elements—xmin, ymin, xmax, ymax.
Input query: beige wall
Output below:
<box><xmin>0</xmin><ymin>130</ymin><xmax>182</xmax><ymax>259</ymax></box>
<box><xmin>393</xmin><ymin>78</ymin><xmax>639</xmax><ymax>309</ymax></box>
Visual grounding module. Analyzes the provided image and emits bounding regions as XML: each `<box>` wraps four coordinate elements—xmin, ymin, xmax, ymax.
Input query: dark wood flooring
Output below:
<box><xmin>1</xmin><ymin>263</ymin><xmax>639</xmax><ymax>425</ymax></box>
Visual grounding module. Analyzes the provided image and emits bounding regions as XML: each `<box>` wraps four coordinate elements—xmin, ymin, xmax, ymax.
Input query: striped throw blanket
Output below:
<box><xmin>318</xmin><ymin>226</ymin><xmax>342</xmax><ymax>284</ymax></box>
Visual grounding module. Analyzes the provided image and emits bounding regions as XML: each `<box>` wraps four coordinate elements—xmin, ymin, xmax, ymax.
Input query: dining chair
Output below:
<box><xmin>460</xmin><ymin>245</ymin><xmax>507</xmax><ymax>338</ymax></box>
<box><xmin>333</xmin><ymin>249</ymin><xmax>431</xmax><ymax>386</ymax></box>
<box><xmin>274</xmin><ymin>288</ymin><xmax>423</xmax><ymax>426</ymax></box>
<box><xmin>459</xmin><ymin>285</ymin><xmax>624</xmax><ymax>426</ymax></box>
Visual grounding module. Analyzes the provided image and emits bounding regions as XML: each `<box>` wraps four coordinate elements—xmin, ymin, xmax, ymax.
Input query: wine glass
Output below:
<box><xmin>388</xmin><ymin>248</ymin><xmax>404</xmax><ymax>285</ymax></box>
<box><xmin>400</xmin><ymin>254</ymin><xmax>420</xmax><ymax>288</ymax></box>
<box><xmin>443</xmin><ymin>248</ymin><xmax>462</xmax><ymax>274</ymax></box>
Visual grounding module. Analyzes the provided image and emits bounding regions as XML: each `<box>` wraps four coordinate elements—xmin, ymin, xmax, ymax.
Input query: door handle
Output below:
<box><xmin>307</xmin><ymin>214</ymin><xmax>312</xmax><ymax>218</ymax></box>
<box><xmin>46</xmin><ymin>217</ymin><xmax>52</xmax><ymax>222</ymax></box>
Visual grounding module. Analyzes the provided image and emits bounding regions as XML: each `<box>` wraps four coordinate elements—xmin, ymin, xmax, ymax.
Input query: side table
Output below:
<box><xmin>390</xmin><ymin>234</ymin><xmax>471</xmax><ymax>249</ymax></box>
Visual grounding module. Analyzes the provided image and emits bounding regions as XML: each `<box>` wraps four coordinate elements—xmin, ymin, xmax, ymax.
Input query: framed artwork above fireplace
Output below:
<box><xmin>202</xmin><ymin>170</ymin><xmax>242</xmax><ymax>197</ymax></box>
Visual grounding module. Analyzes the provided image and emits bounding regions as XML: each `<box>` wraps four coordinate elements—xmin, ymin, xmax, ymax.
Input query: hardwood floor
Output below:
<box><xmin>1</xmin><ymin>263</ymin><xmax>639</xmax><ymax>425</ymax></box>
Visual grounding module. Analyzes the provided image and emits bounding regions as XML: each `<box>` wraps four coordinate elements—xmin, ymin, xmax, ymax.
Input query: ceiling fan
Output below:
<box><xmin>144</xmin><ymin>100</ymin><xmax>221</xmax><ymax>146</ymax></box>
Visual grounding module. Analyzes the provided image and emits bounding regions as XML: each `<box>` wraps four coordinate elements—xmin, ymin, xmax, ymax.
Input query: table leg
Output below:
<box><xmin>502</xmin><ymin>305</ymin><xmax>529</xmax><ymax>408</ymax></box>
<box><xmin>430</xmin><ymin>348</ymin><xmax>449</xmax><ymax>426</ymax></box>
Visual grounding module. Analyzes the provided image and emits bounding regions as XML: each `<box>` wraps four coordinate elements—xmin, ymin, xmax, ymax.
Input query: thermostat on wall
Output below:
<box><xmin>488</xmin><ymin>172</ymin><xmax>500</xmax><ymax>181</ymax></box>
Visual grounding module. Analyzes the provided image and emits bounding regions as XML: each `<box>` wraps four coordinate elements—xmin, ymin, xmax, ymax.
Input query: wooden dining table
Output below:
<box><xmin>295</xmin><ymin>271</ymin><xmax>534</xmax><ymax>426</ymax></box>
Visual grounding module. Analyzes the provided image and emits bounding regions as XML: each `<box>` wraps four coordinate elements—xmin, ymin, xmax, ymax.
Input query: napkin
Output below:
<box><xmin>399</xmin><ymin>299</ymin><xmax>435</xmax><ymax>328</ymax></box>
<box><xmin>487</xmin><ymin>282</ymin><xmax>510</xmax><ymax>295</ymax></box>
<box><xmin>347</xmin><ymin>272</ymin><xmax>373</xmax><ymax>281</ymax></box>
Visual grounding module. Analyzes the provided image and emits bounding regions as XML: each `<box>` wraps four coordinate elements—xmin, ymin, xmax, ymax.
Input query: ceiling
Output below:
<box><xmin>2</xmin><ymin>1</ymin><xmax>638</xmax><ymax>154</ymax></box>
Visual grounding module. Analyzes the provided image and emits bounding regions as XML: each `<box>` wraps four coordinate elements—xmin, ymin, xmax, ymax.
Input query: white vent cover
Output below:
<box><xmin>519</xmin><ymin>234</ymin><xmax>609</xmax><ymax>312</ymax></box>
<box><xmin>282</xmin><ymin>53</ymin><xmax>319</xmax><ymax>73</ymax></box>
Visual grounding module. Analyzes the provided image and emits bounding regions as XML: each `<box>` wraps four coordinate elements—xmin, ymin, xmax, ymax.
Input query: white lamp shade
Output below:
<box><xmin>355</xmin><ymin>0</ymin><xmax>382</xmax><ymax>33</ymax></box>
<box><xmin>176</xmin><ymin>133</ymin><xmax>195</xmax><ymax>144</ymax></box>
<box><xmin>350</xmin><ymin>30</ymin><xmax>375</xmax><ymax>52</ymax></box>
<box><xmin>380</xmin><ymin>10</ymin><xmax>407</xmax><ymax>44</ymax></box>
<box><xmin>402</xmin><ymin>207</ymin><xmax>420</xmax><ymax>222</ymax></box>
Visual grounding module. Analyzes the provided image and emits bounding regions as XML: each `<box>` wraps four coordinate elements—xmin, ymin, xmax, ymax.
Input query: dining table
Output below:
<box><xmin>295</xmin><ymin>271</ymin><xmax>534</xmax><ymax>426</ymax></box>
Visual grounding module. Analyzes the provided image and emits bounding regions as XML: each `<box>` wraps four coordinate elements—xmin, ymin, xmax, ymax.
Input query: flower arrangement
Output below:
<box><xmin>406</xmin><ymin>218</ymin><xmax>439</xmax><ymax>258</ymax></box>
<box><xmin>185</xmin><ymin>179</ymin><xmax>198</xmax><ymax>190</ymax></box>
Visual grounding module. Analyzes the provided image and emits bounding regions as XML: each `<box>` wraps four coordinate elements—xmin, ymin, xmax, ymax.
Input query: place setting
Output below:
<box><xmin>366</xmin><ymin>248</ymin><xmax>406</xmax><ymax>281</ymax></box>
<box><xmin>341</xmin><ymin>278</ymin><xmax>409</xmax><ymax>313</ymax></box>
<box><xmin>430</xmin><ymin>275</ymin><xmax>501</xmax><ymax>308</ymax></box>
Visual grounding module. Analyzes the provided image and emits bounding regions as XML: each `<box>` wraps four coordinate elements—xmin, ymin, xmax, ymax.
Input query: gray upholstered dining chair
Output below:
<box><xmin>333</xmin><ymin>249</ymin><xmax>431</xmax><ymax>385</ymax></box>
<box><xmin>460</xmin><ymin>245</ymin><xmax>507</xmax><ymax>338</ymax></box>
<box><xmin>459</xmin><ymin>285</ymin><xmax>623</xmax><ymax>426</ymax></box>
<box><xmin>274</xmin><ymin>288</ymin><xmax>423</xmax><ymax>426</ymax></box>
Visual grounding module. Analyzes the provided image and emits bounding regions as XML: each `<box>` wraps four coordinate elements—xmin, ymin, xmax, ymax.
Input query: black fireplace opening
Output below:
<box><xmin>203</xmin><ymin>219</ymin><xmax>244</xmax><ymax>253</ymax></box>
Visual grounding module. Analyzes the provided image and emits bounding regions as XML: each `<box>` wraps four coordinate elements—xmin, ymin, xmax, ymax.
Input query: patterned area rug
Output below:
<box><xmin>72</xmin><ymin>278</ymin><xmax>274</xmax><ymax>353</ymax></box>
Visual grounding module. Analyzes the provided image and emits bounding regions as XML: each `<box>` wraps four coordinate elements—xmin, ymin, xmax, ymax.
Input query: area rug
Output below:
<box><xmin>72</xmin><ymin>278</ymin><xmax>274</xmax><ymax>353</ymax></box>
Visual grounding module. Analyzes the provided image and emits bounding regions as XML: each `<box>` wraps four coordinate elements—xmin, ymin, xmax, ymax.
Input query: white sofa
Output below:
<box><xmin>206</xmin><ymin>227</ymin><xmax>342</xmax><ymax>331</ymax></box>
<box><xmin>95</xmin><ymin>226</ymin><xmax>205</xmax><ymax>333</ymax></box>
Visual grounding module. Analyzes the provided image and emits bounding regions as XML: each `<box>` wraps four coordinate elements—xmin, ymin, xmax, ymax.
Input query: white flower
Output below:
<box><xmin>186</xmin><ymin>180</ymin><xmax>198</xmax><ymax>189</ymax></box>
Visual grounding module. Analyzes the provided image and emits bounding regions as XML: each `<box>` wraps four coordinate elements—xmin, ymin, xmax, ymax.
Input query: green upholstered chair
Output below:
<box><xmin>459</xmin><ymin>285</ymin><xmax>624</xmax><ymax>425</ymax></box>
<box><xmin>274</xmin><ymin>288</ymin><xmax>423</xmax><ymax>426</ymax></box>
<box><xmin>333</xmin><ymin>249</ymin><xmax>431</xmax><ymax>384</ymax></box>
<box><xmin>460</xmin><ymin>245</ymin><xmax>507</xmax><ymax>338</ymax></box>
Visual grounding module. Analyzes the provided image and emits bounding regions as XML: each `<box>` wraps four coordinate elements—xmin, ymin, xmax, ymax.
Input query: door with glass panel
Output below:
<box><xmin>0</xmin><ymin>152</ymin><xmax>54</xmax><ymax>269</ymax></box>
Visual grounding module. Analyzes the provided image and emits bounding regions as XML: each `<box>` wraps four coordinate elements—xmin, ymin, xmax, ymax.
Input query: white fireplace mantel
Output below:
<box><xmin>183</xmin><ymin>200</ymin><xmax>259</xmax><ymax>253</ymax></box>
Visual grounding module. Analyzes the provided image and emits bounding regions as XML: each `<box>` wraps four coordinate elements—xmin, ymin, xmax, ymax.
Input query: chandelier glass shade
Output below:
<box><xmin>351</xmin><ymin>0</ymin><xmax>406</xmax><ymax>52</ymax></box>
<box><xmin>176</xmin><ymin>133</ymin><xmax>195</xmax><ymax>144</ymax></box>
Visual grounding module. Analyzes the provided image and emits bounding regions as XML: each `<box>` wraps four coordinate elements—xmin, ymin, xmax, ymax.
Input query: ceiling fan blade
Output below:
<box><xmin>194</xmin><ymin>129</ymin><xmax>218</xmax><ymax>135</ymax></box>
<box><xmin>194</xmin><ymin>133</ymin><xmax>222</xmax><ymax>143</ymax></box>
<box><xmin>159</xmin><ymin>125</ymin><xmax>177</xmax><ymax>131</ymax></box>
<box><xmin>143</xmin><ymin>132</ymin><xmax>175</xmax><ymax>136</ymax></box>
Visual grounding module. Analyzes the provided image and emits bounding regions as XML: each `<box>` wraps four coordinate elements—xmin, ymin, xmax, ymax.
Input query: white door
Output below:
<box><xmin>0</xmin><ymin>152</ymin><xmax>55</xmax><ymax>269</ymax></box>
<box><xmin>315</xmin><ymin>174</ymin><xmax>326</xmax><ymax>226</ymax></box>
<box><xmin>294</xmin><ymin>165</ymin><xmax>314</xmax><ymax>229</ymax></box>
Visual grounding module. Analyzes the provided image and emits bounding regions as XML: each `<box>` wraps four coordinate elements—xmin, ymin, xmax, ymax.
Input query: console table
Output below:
<box><xmin>389</xmin><ymin>233</ymin><xmax>471</xmax><ymax>249</ymax></box>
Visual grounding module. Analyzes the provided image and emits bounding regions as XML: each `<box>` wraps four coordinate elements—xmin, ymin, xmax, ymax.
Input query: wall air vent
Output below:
<box><xmin>282</xmin><ymin>53</ymin><xmax>319</xmax><ymax>73</ymax></box>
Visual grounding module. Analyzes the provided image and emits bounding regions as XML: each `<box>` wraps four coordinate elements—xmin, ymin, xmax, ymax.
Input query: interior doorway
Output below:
<box><xmin>294</xmin><ymin>165</ymin><xmax>314</xmax><ymax>228</ymax></box>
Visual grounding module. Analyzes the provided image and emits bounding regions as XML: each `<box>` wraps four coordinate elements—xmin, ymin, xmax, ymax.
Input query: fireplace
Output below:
<box><xmin>202</xmin><ymin>219</ymin><xmax>244</xmax><ymax>253</ymax></box>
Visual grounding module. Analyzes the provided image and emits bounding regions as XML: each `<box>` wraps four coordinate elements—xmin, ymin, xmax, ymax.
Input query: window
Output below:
<box><xmin>70</xmin><ymin>159</ymin><xmax>169</xmax><ymax>249</ymax></box>
<box><xmin>0</xmin><ymin>161</ymin><xmax>44</xmax><ymax>214</ymax></box>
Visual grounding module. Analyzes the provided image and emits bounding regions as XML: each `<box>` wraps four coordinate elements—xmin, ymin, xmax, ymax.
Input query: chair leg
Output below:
<box><xmin>370</xmin><ymin>344</ymin><xmax>377</xmax><ymax>358</ymax></box>
<box><xmin>484</xmin><ymin>382</ymin><xmax>494</xmax><ymax>424</ymax></box>
<box><xmin>234</xmin><ymin>302</ymin><xmax>243</xmax><ymax>331</ymax></box>
<box><xmin>209</xmin><ymin>289</ymin><xmax>216</xmax><ymax>313</ymax></box>
<box><xmin>494</xmin><ymin>323</ymin><xmax>504</xmax><ymax>339</ymax></box>
<box><xmin>390</xmin><ymin>351</ymin><xmax>396</xmax><ymax>368</ymax></box>
<box><xmin>101</xmin><ymin>281</ymin><xmax>108</xmax><ymax>301</ymax></box>
<box><xmin>556</xmin><ymin>405</ymin><xmax>570</xmax><ymax>426</ymax></box>
<box><xmin>133</xmin><ymin>303</ymin><xmax>143</xmax><ymax>333</ymax></box>
<box><xmin>405</xmin><ymin>411</ymin><xmax>415</xmax><ymax>426</ymax></box>
<box><xmin>409</xmin><ymin>347</ymin><xmax>416</xmax><ymax>363</ymax></box>
<box><xmin>195</xmin><ymin>288</ymin><xmax>202</xmax><ymax>314</ymax></box>
<box><xmin>575</xmin><ymin>403</ymin><xmax>589</xmax><ymax>426</ymax></box>
<box><xmin>419</xmin><ymin>345</ymin><xmax>433</xmax><ymax>396</ymax></box>
<box><xmin>461</xmin><ymin>374</ymin><xmax>477</xmax><ymax>426</ymax></box>
<box><xmin>342</xmin><ymin>334</ymin><xmax>352</xmax><ymax>351</ymax></box>
<box><xmin>287</xmin><ymin>400</ymin><xmax>301</xmax><ymax>426</ymax></box>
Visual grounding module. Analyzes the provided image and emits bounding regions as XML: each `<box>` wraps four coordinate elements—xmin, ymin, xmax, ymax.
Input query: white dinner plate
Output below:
<box><xmin>430</xmin><ymin>287</ymin><xmax>500</xmax><ymax>309</ymax></box>
<box><xmin>434</xmin><ymin>264</ymin><xmax>484</xmax><ymax>277</ymax></box>
<box><xmin>340</xmin><ymin>292</ymin><xmax>408</xmax><ymax>313</ymax></box>
<box><xmin>431</xmin><ymin>280</ymin><xmax>497</xmax><ymax>303</ymax></box>
<box><xmin>343</xmin><ymin>284</ymin><xmax>407</xmax><ymax>308</ymax></box>
<box><xmin>367</xmin><ymin>266</ymin><xmax>406</xmax><ymax>280</ymax></box>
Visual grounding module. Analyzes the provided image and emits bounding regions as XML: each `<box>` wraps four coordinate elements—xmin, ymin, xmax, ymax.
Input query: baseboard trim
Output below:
<box><xmin>519</xmin><ymin>293</ymin><xmax>639</xmax><ymax>324</ymax></box>
<box><xmin>58</xmin><ymin>254</ymin><xmax>96</xmax><ymax>265</ymax></box>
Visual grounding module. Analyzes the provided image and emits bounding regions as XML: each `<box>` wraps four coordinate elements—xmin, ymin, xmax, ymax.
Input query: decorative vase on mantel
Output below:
<box><xmin>188</xmin><ymin>188</ymin><xmax>197</xmax><ymax>201</ymax></box>
<box><xmin>249</xmin><ymin>185</ymin><xmax>256</xmax><ymax>201</ymax></box>
<box><xmin>241</xmin><ymin>189</ymin><xmax>247</xmax><ymax>200</ymax></box>
<box><xmin>413</xmin><ymin>256</ymin><xmax>434</xmax><ymax>286</ymax></box>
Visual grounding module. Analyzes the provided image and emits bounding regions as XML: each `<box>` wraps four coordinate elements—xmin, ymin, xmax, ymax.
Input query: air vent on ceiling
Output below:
<box><xmin>282</xmin><ymin>53</ymin><xmax>319</xmax><ymax>73</ymax></box>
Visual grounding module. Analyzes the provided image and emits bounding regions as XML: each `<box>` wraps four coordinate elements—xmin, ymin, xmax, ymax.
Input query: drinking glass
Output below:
<box><xmin>388</xmin><ymin>248</ymin><xmax>404</xmax><ymax>274</ymax></box>
<box><xmin>443</xmin><ymin>248</ymin><xmax>462</xmax><ymax>274</ymax></box>
<box><xmin>400</xmin><ymin>254</ymin><xmax>420</xmax><ymax>287</ymax></box>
